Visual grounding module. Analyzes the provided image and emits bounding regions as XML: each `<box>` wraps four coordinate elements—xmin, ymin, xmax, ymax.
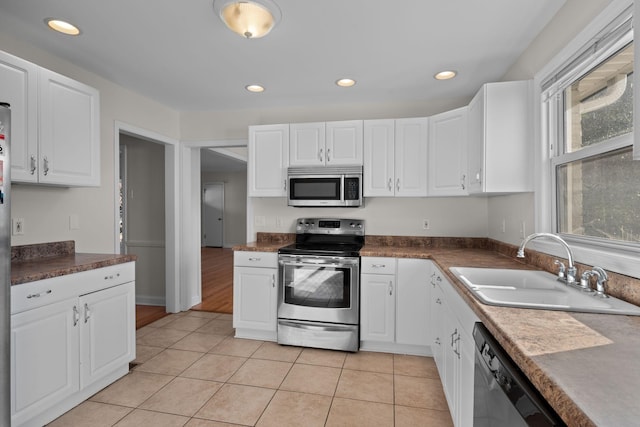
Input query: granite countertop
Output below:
<box><xmin>234</xmin><ymin>235</ymin><xmax>640</xmax><ymax>427</ymax></box>
<box><xmin>11</xmin><ymin>241</ymin><xmax>137</xmax><ymax>286</ymax></box>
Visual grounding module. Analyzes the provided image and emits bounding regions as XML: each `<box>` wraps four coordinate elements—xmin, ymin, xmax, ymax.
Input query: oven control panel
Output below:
<box><xmin>296</xmin><ymin>218</ymin><xmax>364</xmax><ymax>235</ymax></box>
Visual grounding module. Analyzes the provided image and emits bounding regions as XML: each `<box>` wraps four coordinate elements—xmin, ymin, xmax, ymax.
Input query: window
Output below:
<box><xmin>542</xmin><ymin>10</ymin><xmax>638</xmax><ymax>249</ymax></box>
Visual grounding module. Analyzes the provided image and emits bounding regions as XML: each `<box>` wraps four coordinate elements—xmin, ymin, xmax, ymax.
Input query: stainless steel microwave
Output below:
<box><xmin>287</xmin><ymin>166</ymin><xmax>363</xmax><ymax>207</ymax></box>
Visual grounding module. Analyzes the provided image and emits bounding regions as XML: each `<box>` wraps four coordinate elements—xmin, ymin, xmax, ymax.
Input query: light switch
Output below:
<box><xmin>69</xmin><ymin>214</ymin><xmax>80</xmax><ymax>230</ymax></box>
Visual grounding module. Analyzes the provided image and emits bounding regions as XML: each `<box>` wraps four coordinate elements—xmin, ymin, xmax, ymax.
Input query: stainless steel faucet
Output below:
<box><xmin>517</xmin><ymin>233</ymin><xmax>577</xmax><ymax>284</ymax></box>
<box><xmin>580</xmin><ymin>266</ymin><xmax>609</xmax><ymax>297</ymax></box>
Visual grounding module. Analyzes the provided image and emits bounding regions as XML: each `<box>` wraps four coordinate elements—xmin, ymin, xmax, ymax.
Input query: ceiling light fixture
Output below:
<box><xmin>336</xmin><ymin>78</ymin><xmax>356</xmax><ymax>87</ymax></box>
<box><xmin>246</xmin><ymin>84</ymin><xmax>265</xmax><ymax>93</ymax></box>
<box><xmin>434</xmin><ymin>70</ymin><xmax>457</xmax><ymax>80</ymax></box>
<box><xmin>45</xmin><ymin>18</ymin><xmax>81</xmax><ymax>36</ymax></box>
<box><xmin>213</xmin><ymin>0</ymin><xmax>282</xmax><ymax>39</ymax></box>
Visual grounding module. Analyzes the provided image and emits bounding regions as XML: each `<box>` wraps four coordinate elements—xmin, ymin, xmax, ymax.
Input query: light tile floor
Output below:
<box><xmin>48</xmin><ymin>310</ymin><xmax>454</xmax><ymax>427</ymax></box>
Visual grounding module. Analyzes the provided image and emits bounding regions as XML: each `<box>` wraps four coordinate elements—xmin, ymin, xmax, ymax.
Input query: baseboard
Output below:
<box><xmin>135</xmin><ymin>295</ymin><xmax>166</xmax><ymax>306</ymax></box>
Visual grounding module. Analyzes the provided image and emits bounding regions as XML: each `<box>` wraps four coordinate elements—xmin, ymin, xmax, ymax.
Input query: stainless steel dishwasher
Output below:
<box><xmin>473</xmin><ymin>323</ymin><xmax>565</xmax><ymax>426</ymax></box>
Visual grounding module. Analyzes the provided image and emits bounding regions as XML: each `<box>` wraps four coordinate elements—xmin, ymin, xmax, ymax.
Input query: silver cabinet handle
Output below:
<box><xmin>284</xmin><ymin>179</ymin><xmax>287</xmax><ymax>191</ymax></box>
<box><xmin>73</xmin><ymin>306</ymin><xmax>80</xmax><ymax>326</ymax></box>
<box><xmin>43</xmin><ymin>156</ymin><xmax>49</xmax><ymax>176</ymax></box>
<box><xmin>371</xmin><ymin>264</ymin><xmax>386</xmax><ymax>268</ymax></box>
<box><xmin>272</xmin><ymin>274</ymin><xmax>275</xmax><ymax>288</ymax></box>
<box><xmin>326</xmin><ymin>148</ymin><xmax>331</xmax><ymax>162</ymax></box>
<box><xmin>30</xmin><ymin>155</ymin><xmax>36</xmax><ymax>175</ymax></box>
<box><xmin>319</xmin><ymin>148</ymin><xmax>323</xmax><ymax>162</ymax></box>
<box><xmin>436</xmin><ymin>298</ymin><xmax>442</xmax><ymax>305</ymax></box>
<box><xmin>388</xmin><ymin>281</ymin><xmax>393</xmax><ymax>296</ymax></box>
<box><xmin>104</xmin><ymin>273</ymin><xmax>121</xmax><ymax>280</ymax></box>
<box><xmin>248</xmin><ymin>257</ymin><xmax>261</xmax><ymax>262</ymax></box>
<box><xmin>84</xmin><ymin>303</ymin><xmax>91</xmax><ymax>323</ymax></box>
<box><xmin>430</xmin><ymin>272</ymin><xmax>436</xmax><ymax>287</ymax></box>
<box><xmin>435</xmin><ymin>337</ymin><xmax>441</xmax><ymax>345</ymax></box>
<box><xmin>461</xmin><ymin>174</ymin><xmax>466</xmax><ymax>190</ymax></box>
<box><xmin>387</xmin><ymin>178</ymin><xmax>392</xmax><ymax>191</ymax></box>
<box><xmin>396</xmin><ymin>178</ymin><xmax>400</xmax><ymax>192</ymax></box>
<box><xmin>27</xmin><ymin>289</ymin><xmax>52</xmax><ymax>299</ymax></box>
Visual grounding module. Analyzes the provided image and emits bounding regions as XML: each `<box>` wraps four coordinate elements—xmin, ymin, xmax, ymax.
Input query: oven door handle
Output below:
<box><xmin>279</xmin><ymin>320</ymin><xmax>354</xmax><ymax>332</ymax></box>
<box><xmin>279</xmin><ymin>260</ymin><xmax>358</xmax><ymax>268</ymax></box>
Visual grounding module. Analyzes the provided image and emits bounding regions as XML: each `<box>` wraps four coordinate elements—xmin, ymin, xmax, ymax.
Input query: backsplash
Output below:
<box><xmin>11</xmin><ymin>240</ymin><xmax>75</xmax><ymax>262</ymax></box>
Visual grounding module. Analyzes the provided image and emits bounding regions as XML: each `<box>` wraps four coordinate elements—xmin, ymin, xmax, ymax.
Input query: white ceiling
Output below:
<box><xmin>0</xmin><ymin>0</ymin><xmax>564</xmax><ymax>112</ymax></box>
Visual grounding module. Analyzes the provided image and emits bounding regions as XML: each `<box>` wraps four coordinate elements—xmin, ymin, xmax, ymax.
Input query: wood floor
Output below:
<box><xmin>191</xmin><ymin>247</ymin><xmax>234</xmax><ymax>313</ymax></box>
<box><xmin>136</xmin><ymin>247</ymin><xmax>234</xmax><ymax>329</ymax></box>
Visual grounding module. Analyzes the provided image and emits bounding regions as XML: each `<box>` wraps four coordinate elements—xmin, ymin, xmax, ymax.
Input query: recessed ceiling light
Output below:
<box><xmin>45</xmin><ymin>18</ymin><xmax>81</xmax><ymax>36</ymax></box>
<box><xmin>434</xmin><ymin>70</ymin><xmax>457</xmax><ymax>80</ymax></box>
<box><xmin>336</xmin><ymin>78</ymin><xmax>356</xmax><ymax>87</ymax></box>
<box><xmin>246</xmin><ymin>84</ymin><xmax>265</xmax><ymax>93</ymax></box>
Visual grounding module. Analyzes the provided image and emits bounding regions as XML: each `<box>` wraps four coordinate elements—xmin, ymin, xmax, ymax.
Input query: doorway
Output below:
<box><xmin>202</xmin><ymin>182</ymin><xmax>224</xmax><ymax>247</ymax></box>
<box><xmin>119</xmin><ymin>134</ymin><xmax>166</xmax><ymax>307</ymax></box>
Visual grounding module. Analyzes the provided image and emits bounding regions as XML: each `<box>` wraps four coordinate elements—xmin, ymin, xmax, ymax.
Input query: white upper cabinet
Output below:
<box><xmin>394</xmin><ymin>118</ymin><xmax>429</xmax><ymax>197</ymax></box>
<box><xmin>38</xmin><ymin>68</ymin><xmax>100</xmax><ymax>186</ymax></box>
<box><xmin>0</xmin><ymin>51</ymin><xmax>38</xmax><ymax>183</ymax></box>
<box><xmin>428</xmin><ymin>107</ymin><xmax>468</xmax><ymax>196</ymax></box>
<box><xmin>290</xmin><ymin>122</ymin><xmax>325</xmax><ymax>166</ymax></box>
<box><xmin>248</xmin><ymin>124</ymin><xmax>289</xmax><ymax>197</ymax></box>
<box><xmin>325</xmin><ymin>120</ymin><xmax>363</xmax><ymax>165</ymax></box>
<box><xmin>467</xmin><ymin>80</ymin><xmax>532</xmax><ymax>194</ymax></box>
<box><xmin>363</xmin><ymin>118</ymin><xmax>428</xmax><ymax>197</ymax></box>
<box><xmin>363</xmin><ymin>119</ymin><xmax>395</xmax><ymax>196</ymax></box>
<box><xmin>0</xmin><ymin>50</ymin><xmax>100</xmax><ymax>187</ymax></box>
<box><xmin>289</xmin><ymin>120</ymin><xmax>362</xmax><ymax>166</ymax></box>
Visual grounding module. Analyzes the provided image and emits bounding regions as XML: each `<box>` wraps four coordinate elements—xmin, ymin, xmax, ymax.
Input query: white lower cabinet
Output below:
<box><xmin>360</xmin><ymin>257</ymin><xmax>431</xmax><ymax>355</ymax></box>
<box><xmin>11</xmin><ymin>263</ymin><xmax>135</xmax><ymax>427</ymax></box>
<box><xmin>233</xmin><ymin>251</ymin><xmax>278</xmax><ymax>340</ymax></box>
<box><xmin>430</xmin><ymin>267</ymin><xmax>478</xmax><ymax>427</ymax></box>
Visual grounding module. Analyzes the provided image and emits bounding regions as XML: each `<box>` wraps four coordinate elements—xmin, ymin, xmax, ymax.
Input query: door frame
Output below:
<box><xmin>114</xmin><ymin>121</ymin><xmax>180</xmax><ymax>313</ymax></box>
<box><xmin>202</xmin><ymin>181</ymin><xmax>225</xmax><ymax>247</ymax></box>
<box><xmin>181</xmin><ymin>139</ymin><xmax>247</xmax><ymax>309</ymax></box>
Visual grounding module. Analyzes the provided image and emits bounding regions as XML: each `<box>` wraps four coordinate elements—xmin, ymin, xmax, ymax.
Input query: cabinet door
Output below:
<box><xmin>394</xmin><ymin>118</ymin><xmax>428</xmax><ymax>197</ymax></box>
<box><xmin>360</xmin><ymin>274</ymin><xmax>395</xmax><ymax>343</ymax></box>
<box><xmin>325</xmin><ymin>120</ymin><xmax>363</xmax><ymax>165</ymax></box>
<box><xmin>467</xmin><ymin>88</ymin><xmax>485</xmax><ymax>194</ymax></box>
<box><xmin>441</xmin><ymin>300</ymin><xmax>459</xmax><ymax>422</ymax></box>
<box><xmin>458</xmin><ymin>326</ymin><xmax>475</xmax><ymax>427</ymax></box>
<box><xmin>38</xmin><ymin>68</ymin><xmax>100</xmax><ymax>186</ymax></box>
<box><xmin>233</xmin><ymin>266</ymin><xmax>277</xmax><ymax>331</ymax></box>
<box><xmin>395</xmin><ymin>259</ymin><xmax>430</xmax><ymax>346</ymax></box>
<box><xmin>248</xmin><ymin>124</ymin><xmax>289</xmax><ymax>196</ymax></box>
<box><xmin>363</xmin><ymin>119</ymin><xmax>395</xmax><ymax>196</ymax></box>
<box><xmin>80</xmin><ymin>282</ymin><xmax>135</xmax><ymax>388</ymax></box>
<box><xmin>0</xmin><ymin>50</ymin><xmax>38</xmax><ymax>183</ymax></box>
<box><xmin>11</xmin><ymin>298</ymin><xmax>79</xmax><ymax>426</ymax></box>
<box><xmin>289</xmin><ymin>122</ymin><xmax>325</xmax><ymax>166</ymax></box>
<box><xmin>430</xmin><ymin>281</ymin><xmax>445</xmax><ymax>372</ymax></box>
<box><xmin>428</xmin><ymin>107</ymin><xmax>468</xmax><ymax>196</ymax></box>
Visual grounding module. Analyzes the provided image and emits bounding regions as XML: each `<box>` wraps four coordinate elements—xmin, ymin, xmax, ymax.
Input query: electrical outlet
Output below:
<box><xmin>520</xmin><ymin>220</ymin><xmax>526</xmax><ymax>239</ymax></box>
<box><xmin>12</xmin><ymin>218</ymin><xmax>25</xmax><ymax>236</ymax></box>
<box><xmin>423</xmin><ymin>219</ymin><xmax>430</xmax><ymax>230</ymax></box>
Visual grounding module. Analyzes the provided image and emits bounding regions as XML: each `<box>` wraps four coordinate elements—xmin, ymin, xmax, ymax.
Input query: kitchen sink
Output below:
<box><xmin>449</xmin><ymin>267</ymin><xmax>640</xmax><ymax>316</ymax></box>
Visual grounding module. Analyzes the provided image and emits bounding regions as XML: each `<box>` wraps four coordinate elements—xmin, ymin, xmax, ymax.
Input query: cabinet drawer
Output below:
<box><xmin>361</xmin><ymin>257</ymin><xmax>396</xmax><ymax>275</ymax></box>
<box><xmin>234</xmin><ymin>251</ymin><xmax>278</xmax><ymax>268</ymax></box>
<box><xmin>12</xmin><ymin>262</ymin><xmax>135</xmax><ymax>315</ymax></box>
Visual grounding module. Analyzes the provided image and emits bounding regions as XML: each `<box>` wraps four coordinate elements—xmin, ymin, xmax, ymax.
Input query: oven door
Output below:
<box><xmin>278</xmin><ymin>254</ymin><xmax>359</xmax><ymax>325</ymax></box>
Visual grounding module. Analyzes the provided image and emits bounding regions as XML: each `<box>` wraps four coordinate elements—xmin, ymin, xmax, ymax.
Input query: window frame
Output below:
<box><xmin>534</xmin><ymin>0</ymin><xmax>640</xmax><ymax>277</ymax></box>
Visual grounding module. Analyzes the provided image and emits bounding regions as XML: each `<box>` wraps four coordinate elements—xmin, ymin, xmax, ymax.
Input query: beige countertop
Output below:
<box><xmin>234</xmin><ymin>238</ymin><xmax>640</xmax><ymax>427</ymax></box>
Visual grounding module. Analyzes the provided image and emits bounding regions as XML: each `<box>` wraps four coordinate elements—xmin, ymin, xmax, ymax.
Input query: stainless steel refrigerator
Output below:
<box><xmin>0</xmin><ymin>102</ymin><xmax>11</xmax><ymax>425</ymax></box>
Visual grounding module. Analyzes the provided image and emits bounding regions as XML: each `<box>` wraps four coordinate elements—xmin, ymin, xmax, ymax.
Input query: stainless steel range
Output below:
<box><xmin>277</xmin><ymin>218</ymin><xmax>364</xmax><ymax>352</ymax></box>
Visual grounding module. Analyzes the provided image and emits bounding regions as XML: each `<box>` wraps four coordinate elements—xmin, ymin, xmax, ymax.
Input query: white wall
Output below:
<box><xmin>252</xmin><ymin>197</ymin><xmax>488</xmax><ymax>239</ymax></box>
<box><xmin>201</xmin><ymin>171</ymin><xmax>247</xmax><ymax>247</ymax></box>
<box><xmin>1</xmin><ymin>31</ymin><xmax>180</xmax><ymax>252</ymax></box>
